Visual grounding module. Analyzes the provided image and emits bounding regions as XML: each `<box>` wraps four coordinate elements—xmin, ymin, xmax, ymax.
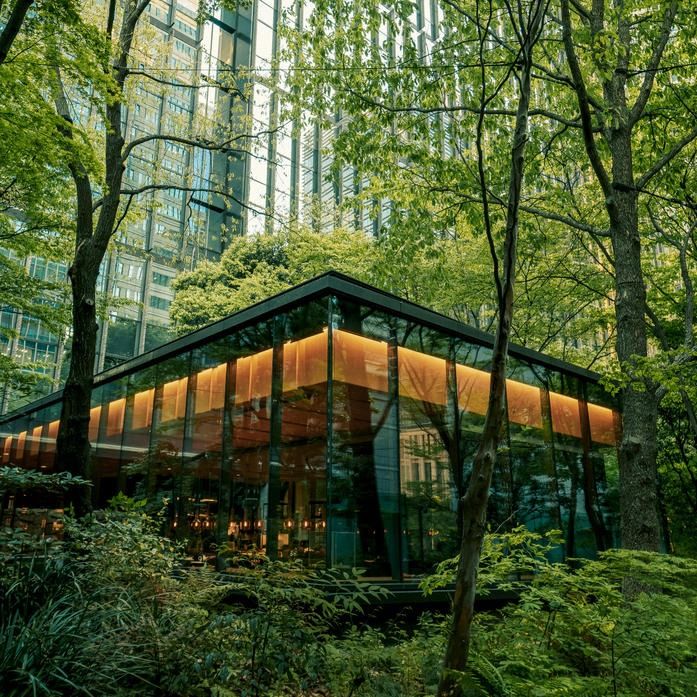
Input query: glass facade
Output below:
<box><xmin>0</xmin><ymin>274</ymin><xmax>620</xmax><ymax>579</ymax></box>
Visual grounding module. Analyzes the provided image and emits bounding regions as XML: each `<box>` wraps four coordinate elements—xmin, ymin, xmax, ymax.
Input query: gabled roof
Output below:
<box><xmin>0</xmin><ymin>271</ymin><xmax>605</xmax><ymax>423</ymax></box>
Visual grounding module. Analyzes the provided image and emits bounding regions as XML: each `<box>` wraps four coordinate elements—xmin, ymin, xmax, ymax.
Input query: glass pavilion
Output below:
<box><xmin>0</xmin><ymin>273</ymin><xmax>620</xmax><ymax>580</ymax></box>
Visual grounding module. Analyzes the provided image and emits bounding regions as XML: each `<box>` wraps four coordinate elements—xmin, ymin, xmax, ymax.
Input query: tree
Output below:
<box><xmin>551</xmin><ymin>0</ymin><xmax>697</xmax><ymax>551</ymax></box>
<box><xmin>28</xmin><ymin>0</ymin><xmax>266</xmax><ymax>514</ymax></box>
<box><xmin>0</xmin><ymin>1</ymin><xmax>81</xmax><ymax>66</ymax></box>
<box><xmin>0</xmin><ymin>1</ymin><xmax>84</xmax><ymax>407</ymax></box>
<box><xmin>283</xmin><ymin>0</ymin><xmax>547</xmax><ymax>690</ymax></box>
<box><xmin>171</xmin><ymin>226</ymin><xmax>375</xmax><ymax>332</ymax></box>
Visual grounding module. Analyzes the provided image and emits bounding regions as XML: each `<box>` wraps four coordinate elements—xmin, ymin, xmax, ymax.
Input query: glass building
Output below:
<box><xmin>0</xmin><ymin>273</ymin><xmax>620</xmax><ymax>579</ymax></box>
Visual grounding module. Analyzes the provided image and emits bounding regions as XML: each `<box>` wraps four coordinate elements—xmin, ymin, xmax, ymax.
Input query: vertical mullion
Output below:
<box><xmin>266</xmin><ymin>315</ymin><xmax>284</xmax><ymax>560</ymax></box>
<box><xmin>326</xmin><ymin>295</ymin><xmax>334</xmax><ymax>569</ymax></box>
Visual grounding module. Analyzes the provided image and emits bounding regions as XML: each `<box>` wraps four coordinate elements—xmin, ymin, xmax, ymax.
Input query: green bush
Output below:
<box><xmin>3</xmin><ymin>498</ymin><xmax>697</xmax><ymax>697</ymax></box>
<box><xmin>423</xmin><ymin>527</ymin><xmax>697</xmax><ymax>697</ymax></box>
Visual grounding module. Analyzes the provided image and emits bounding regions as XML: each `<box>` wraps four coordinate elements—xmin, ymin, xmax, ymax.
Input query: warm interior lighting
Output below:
<box><xmin>333</xmin><ymin>329</ymin><xmax>389</xmax><ymax>393</ymax></box>
<box><xmin>132</xmin><ymin>388</ymin><xmax>155</xmax><ymax>429</ymax></box>
<box><xmin>506</xmin><ymin>380</ymin><xmax>543</xmax><ymax>429</ymax></box>
<box><xmin>88</xmin><ymin>406</ymin><xmax>102</xmax><ymax>442</ymax></box>
<box><xmin>549</xmin><ymin>392</ymin><xmax>582</xmax><ymax>439</ymax></box>
<box><xmin>398</xmin><ymin>347</ymin><xmax>448</xmax><ymax>405</ymax></box>
<box><xmin>456</xmin><ymin>364</ymin><xmax>490</xmax><ymax>415</ymax></box>
<box><xmin>30</xmin><ymin>425</ymin><xmax>43</xmax><ymax>458</ymax></box>
<box><xmin>235</xmin><ymin>349</ymin><xmax>273</xmax><ymax>405</ymax></box>
<box><xmin>7</xmin><ymin>328</ymin><xmax>618</xmax><ymax>460</ymax></box>
<box><xmin>45</xmin><ymin>420</ymin><xmax>59</xmax><ymax>454</ymax></box>
<box><xmin>588</xmin><ymin>403</ymin><xmax>618</xmax><ymax>445</ymax></box>
<box><xmin>106</xmin><ymin>398</ymin><xmax>126</xmax><ymax>437</ymax></box>
<box><xmin>161</xmin><ymin>377</ymin><xmax>188</xmax><ymax>422</ymax></box>
<box><xmin>283</xmin><ymin>331</ymin><xmax>328</xmax><ymax>391</ymax></box>
<box><xmin>195</xmin><ymin>363</ymin><xmax>226</xmax><ymax>414</ymax></box>
<box><xmin>16</xmin><ymin>430</ymin><xmax>26</xmax><ymax>460</ymax></box>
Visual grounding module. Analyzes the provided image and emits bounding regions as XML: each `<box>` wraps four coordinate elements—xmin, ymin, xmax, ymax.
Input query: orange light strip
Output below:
<box><xmin>10</xmin><ymin>329</ymin><xmax>619</xmax><ymax>456</ymax></box>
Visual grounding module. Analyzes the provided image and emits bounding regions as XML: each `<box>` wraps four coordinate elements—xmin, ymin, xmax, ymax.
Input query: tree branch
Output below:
<box><xmin>560</xmin><ymin>0</ymin><xmax>614</xmax><ymax>203</ymax></box>
<box><xmin>628</xmin><ymin>0</ymin><xmax>678</xmax><ymax>127</ymax></box>
<box><xmin>52</xmin><ymin>67</ymin><xmax>93</xmax><ymax>245</ymax></box>
<box><xmin>121</xmin><ymin>128</ymin><xmax>278</xmax><ymax>163</ymax></box>
<box><xmin>520</xmin><ymin>204</ymin><xmax>610</xmax><ymax>236</ymax></box>
<box><xmin>636</xmin><ymin>125</ymin><xmax>697</xmax><ymax>190</ymax></box>
<box><xmin>0</xmin><ymin>0</ymin><xmax>33</xmax><ymax>65</ymax></box>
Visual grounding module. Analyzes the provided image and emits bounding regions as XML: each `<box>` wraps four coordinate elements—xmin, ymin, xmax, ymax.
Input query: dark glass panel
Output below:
<box><xmin>120</xmin><ymin>367</ymin><xmax>157</xmax><ymax>502</ymax></box>
<box><xmin>585</xmin><ymin>381</ymin><xmax>621</xmax><ymax>548</ymax></box>
<box><xmin>92</xmin><ymin>378</ymin><xmax>128</xmax><ymax>507</ymax></box>
<box><xmin>9</xmin><ymin>416</ymin><xmax>29</xmax><ymax>466</ymax></box>
<box><xmin>3</xmin><ymin>406</ymin><xmax>64</xmax><ymax>535</ymax></box>
<box><xmin>454</xmin><ymin>340</ymin><xmax>492</xmax><ymax>518</ymax></box>
<box><xmin>36</xmin><ymin>402</ymin><xmax>61</xmax><ymax>472</ymax></box>
<box><xmin>548</xmin><ymin>372</ymin><xmax>613</xmax><ymax>557</ymax></box>
<box><xmin>397</xmin><ymin>326</ymin><xmax>459</xmax><ymax>577</ymax></box>
<box><xmin>1</xmin><ymin>433</ymin><xmax>11</xmax><ymax>464</ymax></box>
<box><xmin>221</xmin><ymin>319</ymin><xmax>276</xmax><ymax>565</ymax></box>
<box><xmin>149</xmin><ymin>353</ymin><xmax>192</xmax><ymax>548</ymax></box>
<box><xmin>329</xmin><ymin>296</ymin><xmax>400</xmax><ymax>579</ymax></box>
<box><xmin>182</xmin><ymin>344</ymin><xmax>227</xmax><ymax>562</ymax></box>
<box><xmin>500</xmin><ymin>360</ymin><xmax>560</xmax><ymax>541</ymax></box>
<box><xmin>276</xmin><ymin>301</ymin><xmax>329</xmax><ymax>567</ymax></box>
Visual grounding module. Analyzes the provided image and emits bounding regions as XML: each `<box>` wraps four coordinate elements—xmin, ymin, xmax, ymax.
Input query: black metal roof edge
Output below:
<box><xmin>0</xmin><ymin>271</ymin><xmax>602</xmax><ymax>424</ymax></box>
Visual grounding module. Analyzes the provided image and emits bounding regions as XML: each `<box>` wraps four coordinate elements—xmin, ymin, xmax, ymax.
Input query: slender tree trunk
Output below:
<box><xmin>437</xmin><ymin>2</ymin><xmax>543</xmax><ymax>690</ymax></box>
<box><xmin>609</xmin><ymin>147</ymin><xmax>660</xmax><ymax>550</ymax></box>
<box><xmin>0</xmin><ymin>0</ymin><xmax>33</xmax><ymax>65</ymax></box>
<box><xmin>54</xmin><ymin>259</ymin><xmax>99</xmax><ymax>516</ymax></box>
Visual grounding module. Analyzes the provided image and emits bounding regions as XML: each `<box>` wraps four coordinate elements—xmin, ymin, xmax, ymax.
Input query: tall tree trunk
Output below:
<box><xmin>54</xmin><ymin>259</ymin><xmax>99</xmax><ymax>516</ymax></box>
<box><xmin>437</xmin><ymin>2</ymin><xmax>543</xmax><ymax>691</ymax></box>
<box><xmin>560</xmin><ymin>0</ymin><xmax>682</xmax><ymax>554</ymax></box>
<box><xmin>53</xmin><ymin>1</ymin><xmax>146</xmax><ymax>511</ymax></box>
<box><xmin>0</xmin><ymin>0</ymin><xmax>34</xmax><ymax>65</ymax></box>
<box><xmin>609</xmin><ymin>133</ymin><xmax>660</xmax><ymax>550</ymax></box>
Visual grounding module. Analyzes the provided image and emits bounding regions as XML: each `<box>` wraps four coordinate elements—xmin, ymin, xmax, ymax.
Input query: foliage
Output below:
<box><xmin>171</xmin><ymin>225</ymin><xmax>375</xmax><ymax>332</ymax></box>
<box><xmin>0</xmin><ymin>497</ymin><xmax>388</xmax><ymax>696</ymax></box>
<box><xmin>421</xmin><ymin>528</ymin><xmax>697</xmax><ymax>697</ymax></box>
<box><xmin>0</xmin><ymin>466</ymin><xmax>90</xmax><ymax>495</ymax></box>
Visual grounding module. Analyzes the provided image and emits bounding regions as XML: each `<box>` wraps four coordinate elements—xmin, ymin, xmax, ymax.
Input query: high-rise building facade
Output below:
<box><xmin>1</xmin><ymin>0</ymin><xmax>444</xmax><ymax>413</ymax></box>
<box><xmin>2</xmin><ymin>1</ymin><xmax>257</xmax><ymax>411</ymax></box>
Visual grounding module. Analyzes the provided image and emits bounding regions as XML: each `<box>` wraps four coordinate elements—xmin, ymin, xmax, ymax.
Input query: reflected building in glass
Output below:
<box><xmin>0</xmin><ymin>273</ymin><xmax>620</xmax><ymax>579</ymax></box>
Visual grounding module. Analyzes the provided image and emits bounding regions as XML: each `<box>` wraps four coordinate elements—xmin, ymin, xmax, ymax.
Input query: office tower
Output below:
<box><xmin>2</xmin><ymin>1</ymin><xmax>256</xmax><ymax>411</ymax></box>
<box><xmin>1</xmin><ymin>0</ymin><xmax>443</xmax><ymax>413</ymax></box>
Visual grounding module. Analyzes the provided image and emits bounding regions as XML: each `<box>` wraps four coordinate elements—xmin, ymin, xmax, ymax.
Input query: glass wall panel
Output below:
<box><xmin>501</xmin><ymin>360</ymin><xmax>560</xmax><ymax>538</ymax></box>
<box><xmin>149</xmin><ymin>353</ymin><xmax>192</xmax><ymax>551</ymax></box>
<box><xmin>37</xmin><ymin>404</ymin><xmax>61</xmax><ymax>473</ymax></box>
<box><xmin>276</xmin><ymin>300</ymin><xmax>329</xmax><ymax>566</ymax></box>
<box><xmin>91</xmin><ymin>377</ymin><xmax>128</xmax><ymax>507</ymax></box>
<box><xmin>547</xmin><ymin>371</ymin><xmax>616</xmax><ymax>557</ymax></box>
<box><xmin>182</xmin><ymin>343</ymin><xmax>227</xmax><ymax>562</ymax></box>
<box><xmin>120</xmin><ymin>367</ymin><xmax>157</xmax><ymax>502</ymax></box>
<box><xmin>455</xmin><ymin>341</ymin><xmax>493</xmax><ymax>521</ymax></box>
<box><xmin>1</xmin><ymin>406</ymin><xmax>64</xmax><ymax>535</ymax></box>
<box><xmin>1</xmin><ymin>433</ymin><xmax>12</xmax><ymax>464</ymax></box>
<box><xmin>221</xmin><ymin>319</ymin><xmax>275</xmax><ymax>564</ymax></box>
<box><xmin>585</xmin><ymin>380</ymin><xmax>621</xmax><ymax>548</ymax></box>
<box><xmin>396</xmin><ymin>325</ymin><xmax>459</xmax><ymax>577</ymax></box>
<box><xmin>9</xmin><ymin>413</ymin><xmax>29</xmax><ymax>466</ymax></box>
<box><xmin>329</xmin><ymin>296</ymin><xmax>400</xmax><ymax>579</ymax></box>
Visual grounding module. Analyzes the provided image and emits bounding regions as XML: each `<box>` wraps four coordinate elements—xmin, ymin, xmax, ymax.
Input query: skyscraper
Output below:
<box><xmin>1</xmin><ymin>0</ymin><xmax>442</xmax><ymax>413</ymax></box>
<box><xmin>2</xmin><ymin>1</ymin><xmax>256</xmax><ymax>411</ymax></box>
